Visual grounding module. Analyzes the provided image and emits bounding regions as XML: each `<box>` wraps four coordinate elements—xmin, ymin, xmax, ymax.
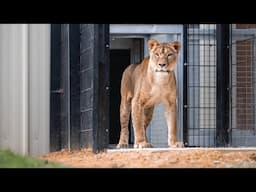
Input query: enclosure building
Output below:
<box><xmin>0</xmin><ymin>24</ymin><xmax>255</xmax><ymax>156</ymax></box>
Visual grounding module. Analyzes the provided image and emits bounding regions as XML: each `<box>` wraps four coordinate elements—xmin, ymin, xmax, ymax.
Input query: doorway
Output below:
<box><xmin>109</xmin><ymin>38</ymin><xmax>144</xmax><ymax>146</ymax></box>
<box><xmin>109</xmin><ymin>49</ymin><xmax>131</xmax><ymax>144</ymax></box>
<box><xmin>109</xmin><ymin>25</ymin><xmax>183</xmax><ymax>148</ymax></box>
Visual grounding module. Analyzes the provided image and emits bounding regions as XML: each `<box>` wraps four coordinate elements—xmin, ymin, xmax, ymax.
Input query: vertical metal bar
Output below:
<box><xmin>61</xmin><ymin>24</ymin><xmax>71</xmax><ymax>151</ymax></box>
<box><xmin>102</xmin><ymin>24</ymin><xmax>110</xmax><ymax>149</ymax></box>
<box><xmin>50</xmin><ymin>24</ymin><xmax>61</xmax><ymax>151</ymax></box>
<box><xmin>183</xmin><ymin>24</ymin><xmax>188</xmax><ymax>146</ymax></box>
<box><xmin>253</xmin><ymin>31</ymin><xmax>256</xmax><ymax>135</ymax></box>
<box><xmin>207</xmin><ymin>24</ymin><xmax>210</xmax><ymax>147</ymax></box>
<box><xmin>67</xmin><ymin>25</ymin><xmax>71</xmax><ymax>151</ymax></box>
<box><xmin>216</xmin><ymin>24</ymin><xmax>230</xmax><ymax>146</ymax></box>
<box><xmin>92</xmin><ymin>25</ymin><xmax>99</xmax><ymax>153</ymax></box>
<box><xmin>202</xmin><ymin>24</ymin><xmax>205</xmax><ymax>147</ymax></box>
<box><xmin>214</xmin><ymin>26</ymin><xmax>217</xmax><ymax>145</ymax></box>
<box><xmin>93</xmin><ymin>24</ymin><xmax>110</xmax><ymax>153</ymax></box>
<box><xmin>69</xmin><ymin>24</ymin><xmax>80</xmax><ymax>150</ymax></box>
<box><xmin>229</xmin><ymin>25</ymin><xmax>233</xmax><ymax>145</ymax></box>
<box><xmin>193</xmin><ymin>24</ymin><xmax>196</xmax><ymax>146</ymax></box>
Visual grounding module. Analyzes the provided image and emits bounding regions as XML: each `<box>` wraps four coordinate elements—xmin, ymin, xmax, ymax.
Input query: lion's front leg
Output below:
<box><xmin>144</xmin><ymin>107</ymin><xmax>154</xmax><ymax>143</ymax></box>
<box><xmin>165</xmin><ymin>100</ymin><xmax>183</xmax><ymax>147</ymax></box>
<box><xmin>132</xmin><ymin>99</ymin><xmax>152</xmax><ymax>148</ymax></box>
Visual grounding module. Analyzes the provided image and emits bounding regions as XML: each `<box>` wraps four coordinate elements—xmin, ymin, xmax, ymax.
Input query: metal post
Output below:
<box><xmin>69</xmin><ymin>24</ymin><xmax>81</xmax><ymax>150</ymax></box>
<box><xmin>67</xmin><ymin>25</ymin><xmax>71</xmax><ymax>151</ymax></box>
<box><xmin>183</xmin><ymin>24</ymin><xmax>188</xmax><ymax>146</ymax></box>
<box><xmin>216</xmin><ymin>24</ymin><xmax>230</xmax><ymax>146</ymax></box>
<box><xmin>93</xmin><ymin>24</ymin><xmax>110</xmax><ymax>153</ymax></box>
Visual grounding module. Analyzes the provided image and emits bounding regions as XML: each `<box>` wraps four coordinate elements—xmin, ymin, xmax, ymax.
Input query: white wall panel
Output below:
<box><xmin>29</xmin><ymin>24</ymin><xmax>50</xmax><ymax>156</ymax></box>
<box><xmin>0</xmin><ymin>24</ymin><xmax>28</xmax><ymax>155</ymax></box>
<box><xmin>0</xmin><ymin>24</ymin><xmax>50</xmax><ymax>156</ymax></box>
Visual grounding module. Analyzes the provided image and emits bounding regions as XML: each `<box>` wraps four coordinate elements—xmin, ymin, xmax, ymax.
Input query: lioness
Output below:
<box><xmin>117</xmin><ymin>39</ymin><xmax>183</xmax><ymax>148</ymax></box>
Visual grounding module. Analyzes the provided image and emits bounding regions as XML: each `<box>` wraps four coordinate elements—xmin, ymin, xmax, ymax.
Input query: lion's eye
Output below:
<box><xmin>168</xmin><ymin>53</ymin><xmax>173</xmax><ymax>57</ymax></box>
<box><xmin>155</xmin><ymin>53</ymin><xmax>159</xmax><ymax>57</ymax></box>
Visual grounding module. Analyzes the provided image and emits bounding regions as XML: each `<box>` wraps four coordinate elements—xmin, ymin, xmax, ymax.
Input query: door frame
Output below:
<box><xmin>110</xmin><ymin>24</ymin><xmax>184</xmax><ymax>144</ymax></box>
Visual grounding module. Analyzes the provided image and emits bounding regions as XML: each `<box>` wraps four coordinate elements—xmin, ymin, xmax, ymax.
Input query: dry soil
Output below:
<box><xmin>40</xmin><ymin>148</ymin><xmax>256</xmax><ymax>168</ymax></box>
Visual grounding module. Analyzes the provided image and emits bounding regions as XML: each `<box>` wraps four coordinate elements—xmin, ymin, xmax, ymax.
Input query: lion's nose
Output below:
<box><xmin>159</xmin><ymin>63</ymin><xmax>166</xmax><ymax>68</ymax></box>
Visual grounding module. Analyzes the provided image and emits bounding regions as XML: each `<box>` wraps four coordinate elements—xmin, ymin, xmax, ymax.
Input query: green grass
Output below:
<box><xmin>0</xmin><ymin>150</ymin><xmax>69</xmax><ymax>168</ymax></box>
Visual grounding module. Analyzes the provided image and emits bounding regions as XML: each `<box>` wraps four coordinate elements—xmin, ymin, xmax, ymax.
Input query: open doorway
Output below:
<box><xmin>109</xmin><ymin>49</ymin><xmax>130</xmax><ymax>144</ymax></box>
<box><xmin>109</xmin><ymin>38</ymin><xmax>144</xmax><ymax>147</ymax></box>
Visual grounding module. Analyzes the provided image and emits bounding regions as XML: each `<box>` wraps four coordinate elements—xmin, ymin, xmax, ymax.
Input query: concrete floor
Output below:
<box><xmin>107</xmin><ymin>147</ymin><xmax>256</xmax><ymax>153</ymax></box>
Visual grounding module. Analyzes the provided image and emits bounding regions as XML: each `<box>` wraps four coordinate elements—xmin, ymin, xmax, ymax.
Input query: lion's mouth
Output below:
<box><xmin>155</xmin><ymin>69</ymin><xmax>171</xmax><ymax>73</ymax></box>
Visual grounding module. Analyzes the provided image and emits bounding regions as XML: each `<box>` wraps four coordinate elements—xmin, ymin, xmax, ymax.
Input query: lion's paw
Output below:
<box><xmin>134</xmin><ymin>142</ymin><xmax>153</xmax><ymax>149</ymax></box>
<box><xmin>116</xmin><ymin>143</ymin><xmax>129</xmax><ymax>149</ymax></box>
<box><xmin>169</xmin><ymin>142</ymin><xmax>184</xmax><ymax>148</ymax></box>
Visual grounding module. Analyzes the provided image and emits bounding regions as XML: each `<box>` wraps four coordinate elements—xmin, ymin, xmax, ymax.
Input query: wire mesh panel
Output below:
<box><xmin>186</xmin><ymin>24</ymin><xmax>217</xmax><ymax>147</ymax></box>
<box><xmin>230</xmin><ymin>24</ymin><xmax>256</xmax><ymax>146</ymax></box>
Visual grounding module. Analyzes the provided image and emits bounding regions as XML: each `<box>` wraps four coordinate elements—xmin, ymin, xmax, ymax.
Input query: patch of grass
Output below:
<box><xmin>0</xmin><ymin>150</ymin><xmax>69</xmax><ymax>168</ymax></box>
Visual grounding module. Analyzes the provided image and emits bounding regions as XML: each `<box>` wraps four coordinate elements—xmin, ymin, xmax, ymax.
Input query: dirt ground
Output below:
<box><xmin>40</xmin><ymin>148</ymin><xmax>256</xmax><ymax>168</ymax></box>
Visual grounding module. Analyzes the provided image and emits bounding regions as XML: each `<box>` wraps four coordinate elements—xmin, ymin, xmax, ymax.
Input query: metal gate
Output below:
<box><xmin>184</xmin><ymin>24</ymin><xmax>256</xmax><ymax>147</ymax></box>
<box><xmin>230</xmin><ymin>24</ymin><xmax>256</xmax><ymax>146</ymax></box>
<box><xmin>184</xmin><ymin>24</ymin><xmax>217</xmax><ymax>147</ymax></box>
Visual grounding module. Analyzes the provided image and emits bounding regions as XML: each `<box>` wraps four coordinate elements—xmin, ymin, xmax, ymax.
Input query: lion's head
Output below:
<box><xmin>148</xmin><ymin>39</ymin><xmax>181</xmax><ymax>74</ymax></box>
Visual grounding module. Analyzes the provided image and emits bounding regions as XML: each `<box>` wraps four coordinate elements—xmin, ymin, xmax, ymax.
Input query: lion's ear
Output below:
<box><xmin>148</xmin><ymin>39</ymin><xmax>159</xmax><ymax>50</ymax></box>
<box><xmin>170</xmin><ymin>41</ymin><xmax>181</xmax><ymax>53</ymax></box>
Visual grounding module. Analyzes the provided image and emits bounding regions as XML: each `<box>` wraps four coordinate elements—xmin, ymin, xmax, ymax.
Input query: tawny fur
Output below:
<box><xmin>117</xmin><ymin>39</ymin><xmax>183</xmax><ymax>148</ymax></box>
